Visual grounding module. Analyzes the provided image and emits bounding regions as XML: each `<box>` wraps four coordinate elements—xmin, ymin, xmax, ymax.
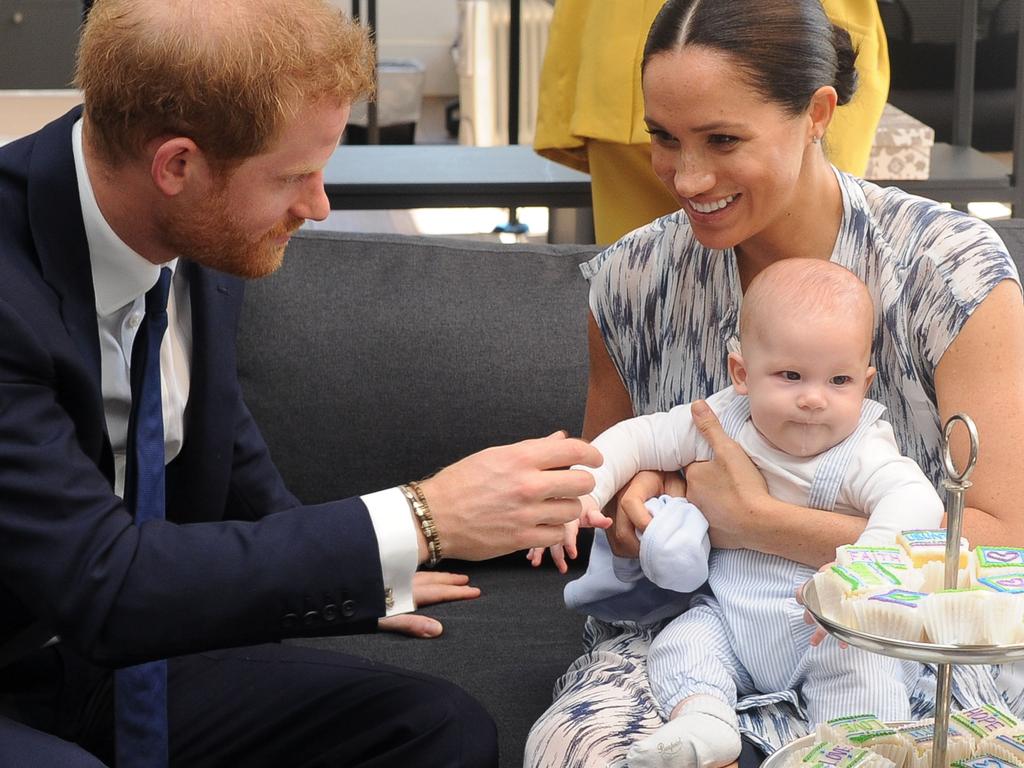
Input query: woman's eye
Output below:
<box><xmin>831</xmin><ymin>375</ymin><xmax>853</xmax><ymax>385</ymax></box>
<box><xmin>781</xmin><ymin>371</ymin><xmax>800</xmax><ymax>381</ymax></box>
<box><xmin>645</xmin><ymin>127</ymin><xmax>676</xmax><ymax>144</ymax></box>
<box><xmin>708</xmin><ymin>134</ymin><xmax>738</xmax><ymax>146</ymax></box>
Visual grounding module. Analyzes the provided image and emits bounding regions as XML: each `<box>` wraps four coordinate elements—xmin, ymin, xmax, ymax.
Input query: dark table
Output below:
<box><xmin>323</xmin><ymin>144</ymin><xmax>591</xmax><ymax>210</ymax></box>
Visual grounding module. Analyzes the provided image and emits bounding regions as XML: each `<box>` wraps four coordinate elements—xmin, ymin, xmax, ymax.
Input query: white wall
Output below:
<box><xmin>332</xmin><ymin>1</ymin><xmax>460</xmax><ymax>96</ymax></box>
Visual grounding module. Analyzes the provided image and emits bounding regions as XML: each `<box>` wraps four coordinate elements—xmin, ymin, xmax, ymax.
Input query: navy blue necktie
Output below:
<box><xmin>115</xmin><ymin>267</ymin><xmax>172</xmax><ymax>768</ymax></box>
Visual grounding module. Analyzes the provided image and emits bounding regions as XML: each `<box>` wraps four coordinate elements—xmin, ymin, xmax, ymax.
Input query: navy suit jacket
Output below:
<box><xmin>0</xmin><ymin>109</ymin><xmax>386</xmax><ymax>668</ymax></box>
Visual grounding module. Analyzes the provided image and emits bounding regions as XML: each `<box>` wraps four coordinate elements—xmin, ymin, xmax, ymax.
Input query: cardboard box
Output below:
<box><xmin>866</xmin><ymin>103</ymin><xmax>936</xmax><ymax>180</ymax></box>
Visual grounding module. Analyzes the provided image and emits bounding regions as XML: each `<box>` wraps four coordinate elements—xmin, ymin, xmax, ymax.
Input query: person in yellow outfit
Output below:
<box><xmin>534</xmin><ymin>0</ymin><xmax>889</xmax><ymax>244</ymax></box>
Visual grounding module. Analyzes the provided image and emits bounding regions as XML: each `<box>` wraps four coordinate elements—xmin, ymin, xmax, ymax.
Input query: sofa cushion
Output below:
<box><xmin>238</xmin><ymin>230</ymin><xmax>598</xmax><ymax>504</ymax></box>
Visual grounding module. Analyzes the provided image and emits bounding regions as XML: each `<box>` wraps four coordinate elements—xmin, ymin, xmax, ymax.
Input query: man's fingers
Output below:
<box><xmin>411</xmin><ymin>570</ymin><xmax>480</xmax><ymax>607</ymax></box>
<box><xmin>527</xmin><ymin>496</ymin><xmax>591</xmax><ymax>527</ymax></box>
<box><xmin>379</xmin><ymin>614</ymin><xmax>443</xmax><ymax>638</ymax></box>
<box><xmin>690</xmin><ymin>399</ymin><xmax>728</xmax><ymax>449</ymax></box>
<box><xmin>528</xmin><ymin>435</ymin><xmax>603</xmax><ymax>471</ymax></box>
<box><xmin>414</xmin><ymin>582</ymin><xmax>481</xmax><ymax>607</ymax></box>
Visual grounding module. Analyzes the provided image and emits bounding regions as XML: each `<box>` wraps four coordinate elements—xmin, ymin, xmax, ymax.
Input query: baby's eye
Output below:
<box><xmin>780</xmin><ymin>371</ymin><xmax>801</xmax><ymax>381</ymax></box>
<box><xmin>830</xmin><ymin>375</ymin><xmax>853</xmax><ymax>386</ymax></box>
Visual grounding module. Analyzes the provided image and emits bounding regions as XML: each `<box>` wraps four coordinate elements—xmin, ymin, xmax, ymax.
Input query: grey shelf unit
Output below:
<box><xmin>876</xmin><ymin>0</ymin><xmax>1024</xmax><ymax>213</ymax></box>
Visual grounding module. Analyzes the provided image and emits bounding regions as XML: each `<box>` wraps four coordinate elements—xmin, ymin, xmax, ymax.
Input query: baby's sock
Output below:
<box><xmin>625</xmin><ymin>695</ymin><xmax>740</xmax><ymax>768</ymax></box>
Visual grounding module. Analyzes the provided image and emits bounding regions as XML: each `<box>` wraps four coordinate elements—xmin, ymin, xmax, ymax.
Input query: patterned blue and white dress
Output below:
<box><xmin>524</xmin><ymin>169</ymin><xmax>1023</xmax><ymax>767</ymax></box>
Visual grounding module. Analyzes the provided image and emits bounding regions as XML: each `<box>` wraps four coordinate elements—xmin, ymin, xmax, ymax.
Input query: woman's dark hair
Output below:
<box><xmin>642</xmin><ymin>0</ymin><xmax>858</xmax><ymax>115</ymax></box>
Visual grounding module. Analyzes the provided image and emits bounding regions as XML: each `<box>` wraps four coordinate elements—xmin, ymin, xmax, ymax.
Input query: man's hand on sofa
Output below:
<box><xmin>417</xmin><ymin>431</ymin><xmax>602</xmax><ymax>562</ymax></box>
<box><xmin>378</xmin><ymin>571</ymin><xmax>481</xmax><ymax>638</ymax></box>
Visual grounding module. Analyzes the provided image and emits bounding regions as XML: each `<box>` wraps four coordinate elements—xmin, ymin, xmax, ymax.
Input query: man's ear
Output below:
<box><xmin>150</xmin><ymin>137</ymin><xmax>207</xmax><ymax>198</ymax></box>
<box><xmin>864</xmin><ymin>365</ymin><xmax>877</xmax><ymax>393</ymax></box>
<box><xmin>728</xmin><ymin>351</ymin><xmax>749</xmax><ymax>394</ymax></box>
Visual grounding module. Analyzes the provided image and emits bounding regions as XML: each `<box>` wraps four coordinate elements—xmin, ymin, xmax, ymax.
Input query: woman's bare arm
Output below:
<box><xmin>583</xmin><ymin>313</ymin><xmax>635</xmax><ymax>440</ymax></box>
<box><xmin>934</xmin><ymin>279</ymin><xmax>1024</xmax><ymax>546</ymax></box>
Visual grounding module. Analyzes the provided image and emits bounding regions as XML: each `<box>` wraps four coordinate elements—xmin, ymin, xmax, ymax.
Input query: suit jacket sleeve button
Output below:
<box><xmin>341</xmin><ymin>599</ymin><xmax>356</xmax><ymax>618</ymax></box>
<box><xmin>281</xmin><ymin>612</ymin><xmax>299</xmax><ymax>629</ymax></box>
<box><xmin>322</xmin><ymin>603</ymin><xmax>339</xmax><ymax>622</ymax></box>
<box><xmin>302</xmin><ymin>610</ymin><xmax>320</xmax><ymax>626</ymax></box>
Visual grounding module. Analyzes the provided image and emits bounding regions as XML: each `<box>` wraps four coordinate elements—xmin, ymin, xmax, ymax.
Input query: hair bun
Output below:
<box><xmin>831</xmin><ymin>24</ymin><xmax>859</xmax><ymax>106</ymax></box>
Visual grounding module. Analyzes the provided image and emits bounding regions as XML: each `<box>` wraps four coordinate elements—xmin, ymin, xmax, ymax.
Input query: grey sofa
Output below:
<box><xmin>234</xmin><ymin>219</ymin><xmax>1024</xmax><ymax>767</ymax></box>
<box><xmin>236</xmin><ymin>230</ymin><xmax>600</xmax><ymax>768</ymax></box>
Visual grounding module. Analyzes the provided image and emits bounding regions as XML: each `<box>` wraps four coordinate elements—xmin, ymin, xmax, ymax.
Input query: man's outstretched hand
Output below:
<box><xmin>378</xmin><ymin>571</ymin><xmax>481</xmax><ymax>638</ymax></box>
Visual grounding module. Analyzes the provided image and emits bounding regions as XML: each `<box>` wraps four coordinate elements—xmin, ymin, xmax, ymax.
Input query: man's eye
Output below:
<box><xmin>781</xmin><ymin>371</ymin><xmax>800</xmax><ymax>381</ymax></box>
<box><xmin>831</xmin><ymin>375</ymin><xmax>853</xmax><ymax>385</ymax></box>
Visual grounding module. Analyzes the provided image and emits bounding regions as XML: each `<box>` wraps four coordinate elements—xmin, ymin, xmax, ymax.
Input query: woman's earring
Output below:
<box><xmin>811</xmin><ymin>134</ymin><xmax>822</xmax><ymax>144</ymax></box>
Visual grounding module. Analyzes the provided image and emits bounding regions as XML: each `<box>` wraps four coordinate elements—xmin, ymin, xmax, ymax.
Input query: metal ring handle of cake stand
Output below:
<box><xmin>931</xmin><ymin>413</ymin><xmax>979</xmax><ymax>768</ymax></box>
<box><xmin>792</xmin><ymin>415</ymin><xmax>986</xmax><ymax>768</ymax></box>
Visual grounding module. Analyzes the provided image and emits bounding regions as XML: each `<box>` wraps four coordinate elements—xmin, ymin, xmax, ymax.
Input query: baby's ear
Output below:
<box><xmin>728</xmin><ymin>352</ymin><xmax>749</xmax><ymax>394</ymax></box>
<box><xmin>864</xmin><ymin>365</ymin><xmax>877</xmax><ymax>393</ymax></box>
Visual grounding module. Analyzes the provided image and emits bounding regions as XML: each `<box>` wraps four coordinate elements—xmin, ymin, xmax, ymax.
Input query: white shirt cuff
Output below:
<box><xmin>361</xmin><ymin>487</ymin><xmax>418</xmax><ymax>616</ymax></box>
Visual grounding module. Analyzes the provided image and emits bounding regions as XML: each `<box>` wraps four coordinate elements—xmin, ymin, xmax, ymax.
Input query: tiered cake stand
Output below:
<box><xmin>770</xmin><ymin>414</ymin><xmax>1024</xmax><ymax>768</ymax></box>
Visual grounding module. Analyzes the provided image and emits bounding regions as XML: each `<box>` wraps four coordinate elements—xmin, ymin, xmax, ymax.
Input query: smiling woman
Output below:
<box><xmin>524</xmin><ymin>0</ymin><xmax>1024</xmax><ymax>766</ymax></box>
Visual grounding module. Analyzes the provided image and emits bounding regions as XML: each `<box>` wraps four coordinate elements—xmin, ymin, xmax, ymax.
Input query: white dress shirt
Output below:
<box><xmin>72</xmin><ymin>120</ymin><xmax>417</xmax><ymax>615</ymax></box>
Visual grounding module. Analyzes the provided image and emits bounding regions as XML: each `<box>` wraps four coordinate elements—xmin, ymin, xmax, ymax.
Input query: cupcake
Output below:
<box><xmin>951</xmin><ymin>756</ymin><xmax>1024</xmax><ymax>768</ymax></box>
<box><xmin>812</xmin><ymin>563</ymin><xmax>910</xmax><ymax>625</ymax></box>
<box><xmin>918</xmin><ymin>558</ymin><xmax>973</xmax><ymax>594</ymax></box>
<box><xmin>920</xmin><ymin>589</ymin><xmax>999</xmax><ymax>645</ymax></box>
<box><xmin>975</xmin><ymin>548</ymin><xmax>1024</xmax><ymax>582</ymax></box>
<box><xmin>974</xmin><ymin>575</ymin><xmax>1024</xmax><ymax>644</ymax></box>
<box><xmin>896</xmin><ymin>530</ymin><xmax>970</xmax><ymax>569</ymax></box>
<box><xmin>836</xmin><ymin>546</ymin><xmax>911</xmax><ymax>570</ymax></box>
<box><xmin>847</xmin><ymin>589</ymin><xmax>926</xmax><ymax>641</ymax></box>
<box><xmin>896</xmin><ymin>721</ymin><xmax>972</xmax><ymax>768</ymax></box>
<box><xmin>786</xmin><ymin>741</ymin><xmax>895</xmax><ymax>768</ymax></box>
<box><xmin>816</xmin><ymin>715</ymin><xmax>907</xmax><ymax>768</ymax></box>
<box><xmin>979</xmin><ymin>733</ymin><xmax>1024</xmax><ymax>765</ymax></box>
<box><xmin>949</xmin><ymin>704</ymin><xmax>1021</xmax><ymax>744</ymax></box>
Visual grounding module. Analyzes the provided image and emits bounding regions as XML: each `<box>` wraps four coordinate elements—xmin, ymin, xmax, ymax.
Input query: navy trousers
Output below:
<box><xmin>1</xmin><ymin>642</ymin><xmax>498</xmax><ymax>767</ymax></box>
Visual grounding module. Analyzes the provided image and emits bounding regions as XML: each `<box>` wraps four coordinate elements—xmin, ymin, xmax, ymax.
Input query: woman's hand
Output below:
<box><xmin>605</xmin><ymin>470</ymin><xmax>688</xmax><ymax>557</ymax></box>
<box><xmin>377</xmin><ymin>571</ymin><xmax>481</xmax><ymax>638</ymax></box>
<box><xmin>796</xmin><ymin>567</ymin><xmax>846</xmax><ymax>649</ymax></box>
<box><xmin>683</xmin><ymin>400</ymin><xmax>770</xmax><ymax>550</ymax></box>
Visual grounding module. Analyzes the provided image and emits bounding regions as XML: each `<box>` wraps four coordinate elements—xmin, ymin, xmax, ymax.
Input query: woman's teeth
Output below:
<box><xmin>690</xmin><ymin>194</ymin><xmax>736</xmax><ymax>214</ymax></box>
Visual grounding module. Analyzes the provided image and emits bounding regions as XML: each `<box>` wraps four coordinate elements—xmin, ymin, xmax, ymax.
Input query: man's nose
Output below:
<box><xmin>291</xmin><ymin>171</ymin><xmax>330</xmax><ymax>222</ymax></box>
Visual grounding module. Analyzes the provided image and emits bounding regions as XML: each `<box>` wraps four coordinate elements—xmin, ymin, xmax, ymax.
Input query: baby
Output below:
<box><xmin>560</xmin><ymin>259</ymin><xmax>942</xmax><ymax>767</ymax></box>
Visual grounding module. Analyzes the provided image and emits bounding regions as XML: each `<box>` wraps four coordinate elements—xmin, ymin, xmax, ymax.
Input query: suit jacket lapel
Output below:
<box><xmin>27</xmin><ymin>107</ymin><xmax>103</xmax><ymax>391</ymax></box>
<box><xmin>166</xmin><ymin>260</ymin><xmax>242</xmax><ymax>523</ymax></box>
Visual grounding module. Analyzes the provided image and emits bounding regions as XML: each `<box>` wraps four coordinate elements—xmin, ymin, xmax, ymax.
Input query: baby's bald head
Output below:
<box><xmin>739</xmin><ymin>259</ymin><xmax>874</xmax><ymax>358</ymax></box>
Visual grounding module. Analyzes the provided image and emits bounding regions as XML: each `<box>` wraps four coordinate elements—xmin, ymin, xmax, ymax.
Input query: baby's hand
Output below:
<box><xmin>527</xmin><ymin>518</ymin><xmax>580</xmax><ymax>574</ymax></box>
<box><xmin>578</xmin><ymin>494</ymin><xmax>612</xmax><ymax>530</ymax></box>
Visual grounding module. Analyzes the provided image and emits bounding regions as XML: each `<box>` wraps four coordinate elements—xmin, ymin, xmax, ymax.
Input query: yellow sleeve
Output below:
<box><xmin>533</xmin><ymin>0</ymin><xmax>666</xmax><ymax>170</ymax></box>
<box><xmin>821</xmin><ymin>0</ymin><xmax>891</xmax><ymax>175</ymax></box>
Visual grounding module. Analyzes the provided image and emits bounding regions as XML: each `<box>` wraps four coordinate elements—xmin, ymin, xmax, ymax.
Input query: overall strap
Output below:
<box><xmin>718</xmin><ymin>393</ymin><xmax>751</xmax><ymax>443</ymax></box>
<box><xmin>806</xmin><ymin>399</ymin><xmax>887</xmax><ymax>512</ymax></box>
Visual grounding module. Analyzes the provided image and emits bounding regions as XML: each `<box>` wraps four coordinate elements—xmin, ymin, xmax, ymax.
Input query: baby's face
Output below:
<box><xmin>733</xmin><ymin>312</ymin><xmax>874</xmax><ymax>458</ymax></box>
